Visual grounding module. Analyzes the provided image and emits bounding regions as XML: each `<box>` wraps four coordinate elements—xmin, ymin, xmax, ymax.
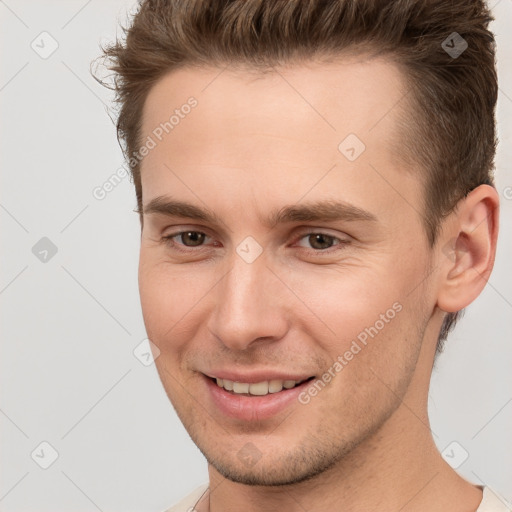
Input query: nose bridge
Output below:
<box><xmin>208</xmin><ymin>251</ymin><xmax>287</xmax><ymax>350</ymax></box>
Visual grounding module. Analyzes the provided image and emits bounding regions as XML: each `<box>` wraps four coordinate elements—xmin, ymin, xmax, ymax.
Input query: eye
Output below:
<box><xmin>161</xmin><ymin>229</ymin><xmax>349</xmax><ymax>255</ymax></box>
<box><xmin>295</xmin><ymin>232</ymin><xmax>348</xmax><ymax>251</ymax></box>
<box><xmin>162</xmin><ymin>230</ymin><xmax>212</xmax><ymax>249</ymax></box>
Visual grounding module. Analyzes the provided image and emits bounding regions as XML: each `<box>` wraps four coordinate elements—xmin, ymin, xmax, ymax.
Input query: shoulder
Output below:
<box><xmin>477</xmin><ymin>486</ymin><xmax>512</xmax><ymax>512</ymax></box>
<box><xmin>160</xmin><ymin>483</ymin><xmax>512</xmax><ymax>512</ymax></box>
<box><xmin>161</xmin><ymin>483</ymin><xmax>209</xmax><ymax>512</ymax></box>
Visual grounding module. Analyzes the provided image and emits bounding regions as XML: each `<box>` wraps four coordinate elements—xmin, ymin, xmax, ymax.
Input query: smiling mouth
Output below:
<box><xmin>209</xmin><ymin>376</ymin><xmax>315</xmax><ymax>396</ymax></box>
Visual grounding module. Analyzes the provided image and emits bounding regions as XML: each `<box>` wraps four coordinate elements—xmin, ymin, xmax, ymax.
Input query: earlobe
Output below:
<box><xmin>436</xmin><ymin>185</ymin><xmax>499</xmax><ymax>313</ymax></box>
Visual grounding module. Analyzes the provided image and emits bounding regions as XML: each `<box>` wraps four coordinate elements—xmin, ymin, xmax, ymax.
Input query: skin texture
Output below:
<box><xmin>137</xmin><ymin>57</ymin><xmax>499</xmax><ymax>511</ymax></box>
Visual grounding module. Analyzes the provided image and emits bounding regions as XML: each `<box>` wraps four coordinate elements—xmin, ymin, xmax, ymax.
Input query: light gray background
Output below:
<box><xmin>1</xmin><ymin>1</ymin><xmax>511</xmax><ymax>511</ymax></box>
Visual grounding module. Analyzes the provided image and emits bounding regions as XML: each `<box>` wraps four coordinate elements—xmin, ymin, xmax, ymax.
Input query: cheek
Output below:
<box><xmin>283</xmin><ymin>254</ymin><xmax>428</xmax><ymax>371</ymax></box>
<box><xmin>285</xmin><ymin>265</ymin><xmax>404</xmax><ymax>338</ymax></box>
<box><xmin>303</xmin><ymin>301</ymin><xmax>423</xmax><ymax>429</ymax></box>
<box><xmin>137</xmin><ymin>256</ymin><xmax>212</xmax><ymax>345</ymax></box>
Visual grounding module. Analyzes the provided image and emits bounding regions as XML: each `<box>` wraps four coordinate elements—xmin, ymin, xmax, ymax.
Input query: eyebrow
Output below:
<box><xmin>142</xmin><ymin>196</ymin><xmax>378</xmax><ymax>228</ymax></box>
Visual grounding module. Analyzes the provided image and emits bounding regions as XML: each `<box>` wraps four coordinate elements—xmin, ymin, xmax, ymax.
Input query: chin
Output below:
<box><xmin>206</xmin><ymin>446</ymin><xmax>345</xmax><ymax>487</ymax></box>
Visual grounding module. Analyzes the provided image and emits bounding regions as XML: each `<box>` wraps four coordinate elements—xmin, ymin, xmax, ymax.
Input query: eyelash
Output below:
<box><xmin>161</xmin><ymin>230</ymin><xmax>350</xmax><ymax>255</ymax></box>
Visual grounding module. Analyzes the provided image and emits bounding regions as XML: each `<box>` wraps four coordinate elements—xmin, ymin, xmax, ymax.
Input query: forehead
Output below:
<box><xmin>139</xmin><ymin>57</ymin><xmax>421</xmax><ymax>228</ymax></box>
<box><xmin>142</xmin><ymin>56</ymin><xmax>407</xmax><ymax>143</ymax></box>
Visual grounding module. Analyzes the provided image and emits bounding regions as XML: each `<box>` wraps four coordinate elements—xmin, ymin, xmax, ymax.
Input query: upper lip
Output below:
<box><xmin>203</xmin><ymin>370</ymin><xmax>314</xmax><ymax>383</ymax></box>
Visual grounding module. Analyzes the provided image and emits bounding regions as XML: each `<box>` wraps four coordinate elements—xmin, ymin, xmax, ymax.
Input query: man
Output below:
<box><xmin>98</xmin><ymin>0</ymin><xmax>509</xmax><ymax>510</ymax></box>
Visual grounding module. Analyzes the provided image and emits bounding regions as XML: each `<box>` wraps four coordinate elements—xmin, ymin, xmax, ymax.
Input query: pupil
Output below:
<box><xmin>183</xmin><ymin>231</ymin><xmax>204</xmax><ymax>246</ymax></box>
<box><xmin>310</xmin><ymin>234</ymin><xmax>333</xmax><ymax>250</ymax></box>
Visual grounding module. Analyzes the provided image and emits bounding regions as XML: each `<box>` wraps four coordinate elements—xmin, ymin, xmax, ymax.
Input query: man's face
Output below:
<box><xmin>138</xmin><ymin>57</ymin><xmax>438</xmax><ymax>485</ymax></box>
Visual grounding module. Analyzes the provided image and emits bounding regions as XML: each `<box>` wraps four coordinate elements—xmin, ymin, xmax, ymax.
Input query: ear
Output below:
<box><xmin>436</xmin><ymin>184</ymin><xmax>500</xmax><ymax>313</ymax></box>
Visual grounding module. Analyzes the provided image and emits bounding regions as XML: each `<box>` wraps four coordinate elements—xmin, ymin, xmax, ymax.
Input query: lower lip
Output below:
<box><xmin>205</xmin><ymin>376</ymin><xmax>313</xmax><ymax>421</ymax></box>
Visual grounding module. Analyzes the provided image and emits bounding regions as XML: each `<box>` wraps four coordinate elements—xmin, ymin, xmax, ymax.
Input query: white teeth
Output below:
<box><xmin>249</xmin><ymin>381</ymin><xmax>269</xmax><ymax>396</ymax></box>
<box><xmin>215</xmin><ymin>378</ymin><xmax>305</xmax><ymax>395</ymax></box>
<box><xmin>268</xmin><ymin>380</ymin><xmax>283</xmax><ymax>393</ymax></box>
<box><xmin>233</xmin><ymin>382</ymin><xmax>250</xmax><ymax>393</ymax></box>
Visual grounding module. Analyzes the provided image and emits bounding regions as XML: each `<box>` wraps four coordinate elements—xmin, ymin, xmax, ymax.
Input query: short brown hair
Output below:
<box><xmin>94</xmin><ymin>0</ymin><xmax>498</xmax><ymax>355</ymax></box>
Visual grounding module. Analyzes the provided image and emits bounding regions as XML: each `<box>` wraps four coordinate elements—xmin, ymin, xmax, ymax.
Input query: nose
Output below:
<box><xmin>206</xmin><ymin>252</ymin><xmax>289</xmax><ymax>351</ymax></box>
